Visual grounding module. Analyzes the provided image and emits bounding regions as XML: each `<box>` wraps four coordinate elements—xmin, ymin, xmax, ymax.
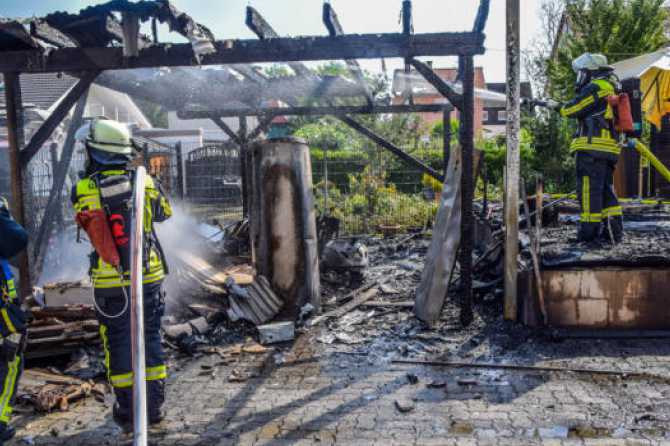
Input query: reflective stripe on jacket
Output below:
<box><xmin>72</xmin><ymin>170</ymin><xmax>172</xmax><ymax>289</ymax></box>
<box><xmin>560</xmin><ymin>78</ymin><xmax>620</xmax><ymax>157</ymax></box>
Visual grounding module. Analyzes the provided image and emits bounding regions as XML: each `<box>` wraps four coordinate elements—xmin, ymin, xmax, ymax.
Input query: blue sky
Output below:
<box><xmin>1</xmin><ymin>0</ymin><xmax>541</xmax><ymax>82</ymax></box>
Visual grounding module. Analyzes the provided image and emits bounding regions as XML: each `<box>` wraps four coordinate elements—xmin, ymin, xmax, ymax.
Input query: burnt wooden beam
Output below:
<box><xmin>0</xmin><ymin>32</ymin><xmax>485</xmax><ymax>73</ymax></box>
<box><xmin>211</xmin><ymin>117</ymin><xmax>242</xmax><ymax>146</ymax></box>
<box><xmin>178</xmin><ymin>103</ymin><xmax>453</xmax><ymax>120</ymax></box>
<box><xmin>504</xmin><ymin>0</ymin><xmax>521</xmax><ymax>321</ymax></box>
<box><xmin>238</xmin><ymin>116</ymin><xmax>249</xmax><ymax>218</ymax></box>
<box><xmin>246</xmin><ymin>6</ymin><xmax>314</xmax><ymax>79</ymax></box>
<box><xmin>323</xmin><ymin>3</ymin><xmax>374</xmax><ymax>107</ymax></box>
<box><xmin>247</xmin><ymin>116</ymin><xmax>275</xmax><ymax>141</ymax></box>
<box><xmin>443</xmin><ymin>109</ymin><xmax>452</xmax><ymax>177</ymax></box>
<box><xmin>338</xmin><ymin>116</ymin><xmax>444</xmax><ymax>183</ymax></box>
<box><xmin>472</xmin><ymin>0</ymin><xmax>491</xmax><ymax>33</ymax></box>
<box><xmin>409</xmin><ymin>58</ymin><xmax>463</xmax><ymax>110</ymax></box>
<box><xmin>458</xmin><ymin>56</ymin><xmax>475</xmax><ymax>327</ymax></box>
<box><xmin>3</xmin><ymin>72</ymin><xmax>31</xmax><ymax>297</ymax></box>
<box><xmin>20</xmin><ymin>71</ymin><xmax>99</xmax><ymax>166</ymax></box>
<box><xmin>32</xmin><ymin>91</ymin><xmax>90</xmax><ymax>275</ymax></box>
<box><xmin>30</xmin><ymin>19</ymin><xmax>78</xmax><ymax>48</ymax></box>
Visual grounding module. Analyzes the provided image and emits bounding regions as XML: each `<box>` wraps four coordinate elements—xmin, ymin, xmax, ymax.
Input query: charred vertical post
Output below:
<box><xmin>402</xmin><ymin>0</ymin><xmax>413</xmax><ymax>103</ymax></box>
<box><xmin>504</xmin><ymin>0</ymin><xmax>521</xmax><ymax>321</ymax></box>
<box><xmin>239</xmin><ymin>117</ymin><xmax>249</xmax><ymax>217</ymax></box>
<box><xmin>443</xmin><ymin>109</ymin><xmax>452</xmax><ymax>177</ymax></box>
<box><xmin>458</xmin><ymin>57</ymin><xmax>475</xmax><ymax>327</ymax></box>
<box><xmin>3</xmin><ymin>72</ymin><xmax>31</xmax><ymax>296</ymax></box>
<box><xmin>175</xmin><ymin>141</ymin><xmax>184</xmax><ymax>200</ymax></box>
<box><xmin>249</xmin><ymin>138</ymin><xmax>321</xmax><ymax>315</ymax></box>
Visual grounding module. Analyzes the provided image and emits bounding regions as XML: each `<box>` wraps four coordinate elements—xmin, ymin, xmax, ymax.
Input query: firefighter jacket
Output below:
<box><xmin>72</xmin><ymin>170</ymin><xmax>172</xmax><ymax>289</ymax></box>
<box><xmin>0</xmin><ymin>204</ymin><xmax>27</xmax><ymax>302</ymax></box>
<box><xmin>560</xmin><ymin>78</ymin><xmax>619</xmax><ymax>160</ymax></box>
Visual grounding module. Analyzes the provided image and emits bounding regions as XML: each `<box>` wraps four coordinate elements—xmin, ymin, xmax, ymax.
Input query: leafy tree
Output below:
<box><xmin>550</xmin><ymin>0</ymin><xmax>668</xmax><ymax>100</ymax></box>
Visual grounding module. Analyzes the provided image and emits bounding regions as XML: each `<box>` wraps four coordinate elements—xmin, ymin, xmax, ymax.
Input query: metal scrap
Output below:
<box><xmin>226</xmin><ymin>275</ymin><xmax>284</xmax><ymax>326</ymax></box>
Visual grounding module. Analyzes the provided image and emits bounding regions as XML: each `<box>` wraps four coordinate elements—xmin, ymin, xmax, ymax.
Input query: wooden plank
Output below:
<box><xmin>308</xmin><ymin>287</ymin><xmax>379</xmax><ymax>326</ymax></box>
<box><xmin>361</xmin><ymin>301</ymin><xmax>414</xmax><ymax>308</ymax></box>
<box><xmin>521</xmin><ymin>179</ymin><xmax>547</xmax><ymax>325</ymax></box>
<box><xmin>339</xmin><ymin>116</ymin><xmax>444</xmax><ymax>182</ymax></box>
<box><xmin>175</xmin><ymin>250</ymin><xmax>254</xmax><ymax>286</ymax></box>
<box><xmin>0</xmin><ymin>32</ymin><xmax>486</xmax><ymax>73</ymax></box>
<box><xmin>504</xmin><ymin>0</ymin><xmax>521</xmax><ymax>321</ymax></box>
<box><xmin>19</xmin><ymin>71</ymin><xmax>99</xmax><ymax>165</ymax></box>
<box><xmin>178</xmin><ymin>103</ymin><xmax>453</xmax><ymax>119</ymax></box>
<box><xmin>414</xmin><ymin>144</ymin><xmax>462</xmax><ymax>325</ymax></box>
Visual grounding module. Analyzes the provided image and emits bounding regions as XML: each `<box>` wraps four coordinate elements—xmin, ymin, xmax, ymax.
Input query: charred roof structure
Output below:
<box><xmin>0</xmin><ymin>0</ymin><xmax>490</xmax><ymax>324</ymax></box>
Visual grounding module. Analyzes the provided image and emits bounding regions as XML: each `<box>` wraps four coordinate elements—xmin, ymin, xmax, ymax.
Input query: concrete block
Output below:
<box><xmin>257</xmin><ymin>321</ymin><xmax>295</xmax><ymax>344</ymax></box>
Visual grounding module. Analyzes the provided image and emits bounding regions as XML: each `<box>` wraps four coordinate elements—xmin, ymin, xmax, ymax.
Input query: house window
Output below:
<box><xmin>482</xmin><ymin>110</ymin><xmax>489</xmax><ymax>122</ymax></box>
<box><xmin>498</xmin><ymin>110</ymin><xmax>507</xmax><ymax>121</ymax></box>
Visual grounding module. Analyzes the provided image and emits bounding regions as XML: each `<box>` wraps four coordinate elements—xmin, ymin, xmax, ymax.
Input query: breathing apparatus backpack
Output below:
<box><xmin>96</xmin><ymin>171</ymin><xmax>136</xmax><ymax>273</ymax></box>
<box><xmin>607</xmin><ymin>77</ymin><xmax>643</xmax><ymax>138</ymax></box>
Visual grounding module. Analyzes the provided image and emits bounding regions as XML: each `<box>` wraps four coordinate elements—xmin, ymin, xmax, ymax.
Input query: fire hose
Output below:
<box><xmin>130</xmin><ymin>166</ymin><xmax>148</xmax><ymax>446</ymax></box>
<box><xmin>626</xmin><ymin>139</ymin><xmax>670</xmax><ymax>185</ymax></box>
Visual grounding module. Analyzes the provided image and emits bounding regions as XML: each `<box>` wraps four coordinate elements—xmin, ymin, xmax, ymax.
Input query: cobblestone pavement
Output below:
<box><xmin>8</xmin><ymin>319</ymin><xmax>670</xmax><ymax>446</ymax></box>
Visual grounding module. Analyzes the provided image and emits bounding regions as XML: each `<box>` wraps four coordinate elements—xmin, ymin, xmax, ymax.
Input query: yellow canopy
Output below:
<box><xmin>612</xmin><ymin>48</ymin><xmax>670</xmax><ymax>129</ymax></box>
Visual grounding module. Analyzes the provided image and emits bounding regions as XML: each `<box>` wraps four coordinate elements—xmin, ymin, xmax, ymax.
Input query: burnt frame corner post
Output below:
<box><xmin>504</xmin><ymin>0</ymin><xmax>521</xmax><ymax>321</ymax></box>
<box><xmin>3</xmin><ymin>72</ymin><xmax>31</xmax><ymax>297</ymax></box>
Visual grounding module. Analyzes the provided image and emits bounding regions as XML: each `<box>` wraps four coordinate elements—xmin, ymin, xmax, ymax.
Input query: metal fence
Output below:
<box><xmin>312</xmin><ymin>140</ymin><xmax>444</xmax><ymax>234</ymax></box>
<box><xmin>184</xmin><ymin>143</ymin><xmax>243</xmax><ymax>223</ymax></box>
<box><xmin>176</xmin><ymin>139</ymin><xmax>447</xmax><ymax>234</ymax></box>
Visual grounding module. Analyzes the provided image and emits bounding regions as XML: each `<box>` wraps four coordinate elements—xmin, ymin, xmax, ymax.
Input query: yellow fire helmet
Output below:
<box><xmin>76</xmin><ymin>118</ymin><xmax>135</xmax><ymax>165</ymax></box>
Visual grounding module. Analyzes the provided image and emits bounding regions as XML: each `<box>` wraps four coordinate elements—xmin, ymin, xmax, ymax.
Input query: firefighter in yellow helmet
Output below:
<box><xmin>71</xmin><ymin>118</ymin><xmax>172</xmax><ymax>430</ymax></box>
<box><xmin>546</xmin><ymin>53</ymin><xmax>623</xmax><ymax>244</ymax></box>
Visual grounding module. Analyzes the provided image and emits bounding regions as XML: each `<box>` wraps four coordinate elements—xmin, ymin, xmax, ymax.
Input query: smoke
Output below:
<box><xmin>38</xmin><ymin>202</ymin><xmax>221</xmax><ymax>315</ymax></box>
<box><xmin>39</xmin><ymin>227</ymin><xmax>91</xmax><ymax>286</ymax></box>
<box><xmin>154</xmin><ymin>201</ymin><xmax>223</xmax><ymax>314</ymax></box>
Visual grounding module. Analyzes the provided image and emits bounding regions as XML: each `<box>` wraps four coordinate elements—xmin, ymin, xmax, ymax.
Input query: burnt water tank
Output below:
<box><xmin>248</xmin><ymin>137</ymin><xmax>320</xmax><ymax>316</ymax></box>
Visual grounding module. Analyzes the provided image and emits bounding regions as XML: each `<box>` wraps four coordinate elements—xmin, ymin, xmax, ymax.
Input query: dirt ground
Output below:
<box><xmin>8</xmin><ymin>233</ymin><xmax>670</xmax><ymax>445</ymax></box>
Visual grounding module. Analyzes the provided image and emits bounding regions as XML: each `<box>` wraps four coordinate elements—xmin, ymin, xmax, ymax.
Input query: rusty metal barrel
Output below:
<box><xmin>248</xmin><ymin>137</ymin><xmax>320</xmax><ymax>316</ymax></box>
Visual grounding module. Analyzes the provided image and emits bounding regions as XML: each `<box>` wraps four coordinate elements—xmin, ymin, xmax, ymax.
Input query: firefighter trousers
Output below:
<box><xmin>94</xmin><ymin>282</ymin><xmax>166</xmax><ymax>422</ymax></box>
<box><xmin>576</xmin><ymin>152</ymin><xmax>623</xmax><ymax>243</ymax></box>
<box><xmin>0</xmin><ymin>330</ymin><xmax>25</xmax><ymax>430</ymax></box>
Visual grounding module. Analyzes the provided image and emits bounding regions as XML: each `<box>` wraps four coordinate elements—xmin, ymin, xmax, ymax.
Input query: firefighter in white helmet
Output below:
<box><xmin>71</xmin><ymin>118</ymin><xmax>172</xmax><ymax>430</ymax></box>
<box><xmin>546</xmin><ymin>53</ymin><xmax>623</xmax><ymax>244</ymax></box>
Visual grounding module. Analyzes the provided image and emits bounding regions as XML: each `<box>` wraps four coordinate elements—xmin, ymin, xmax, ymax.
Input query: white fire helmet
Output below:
<box><xmin>572</xmin><ymin>53</ymin><xmax>610</xmax><ymax>73</ymax></box>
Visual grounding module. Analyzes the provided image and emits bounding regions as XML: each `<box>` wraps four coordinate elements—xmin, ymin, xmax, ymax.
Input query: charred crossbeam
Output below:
<box><xmin>338</xmin><ymin>116</ymin><xmax>444</xmax><ymax>182</ymax></box>
<box><xmin>409</xmin><ymin>58</ymin><xmax>463</xmax><ymax>110</ymax></box>
<box><xmin>211</xmin><ymin>117</ymin><xmax>243</xmax><ymax>146</ymax></box>
<box><xmin>0</xmin><ymin>32</ymin><xmax>485</xmax><ymax>73</ymax></box>
<box><xmin>178</xmin><ymin>104</ymin><xmax>453</xmax><ymax>119</ymax></box>
<box><xmin>20</xmin><ymin>71</ymin><xmax>100</xmax><ymax>166</ymax></box>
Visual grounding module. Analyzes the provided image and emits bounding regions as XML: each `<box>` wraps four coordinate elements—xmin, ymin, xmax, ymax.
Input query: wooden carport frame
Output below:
<box><xmin>1</xmin><ymin>0</ymin><xmax>490</xmax><ymax>324</ymax></box>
